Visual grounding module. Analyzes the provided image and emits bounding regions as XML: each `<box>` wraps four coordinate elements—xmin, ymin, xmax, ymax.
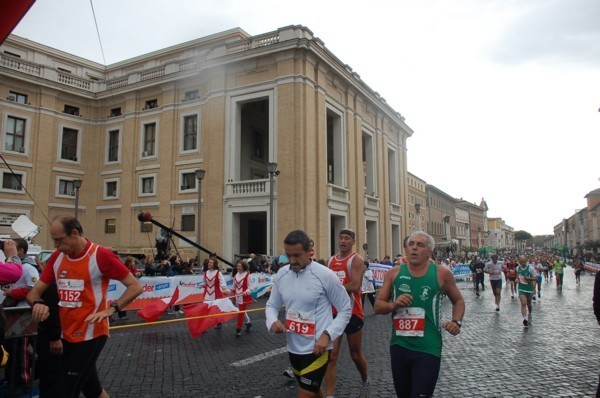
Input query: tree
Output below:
<box><xmin>514</xmin><ymin>230</ymin><xmax>533</xmax><ymax>241</ymax></box>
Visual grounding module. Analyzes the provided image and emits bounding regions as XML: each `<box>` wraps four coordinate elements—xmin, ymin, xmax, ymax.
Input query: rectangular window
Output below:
<box><xmin>2</xmin><ymin>172</ymin><xmax>23</xmax><ymax>191</ymax></box>
<box><xmin>106</xmin><ymin>181</ymin><xmax>118</xmax><ymax>197</ymax></box>
<box><xmin>61</xmin><ymin>128</ymin><xmax>78</xmax><ymax>161</ymax></box>
<box><xmin>63</xmin><ymin>105</ymin><xmax>80</xmax><ymax>116</ymax></box>
<box><xmin>142</xmin><ymin>123</ymin><xmax>156</xmax><ymax>157</ymax></box>
<box><xmin>105</xmin><ymin>219</ymin><xmax>116</xmax><ymax>234</ymax></box>
<box><xmin>58</xmin><ymin>179</ymin><xmax>75</xmax><ymax>196</ymax></box>
<box><xmin>142</xmin><ymin>176</ymin><xmax>154</xmax><ymax>194</ymax></box>
<box><xmin>180</xmin><ymin>172</ymin><xmax>196</xmax><ymax>191</ymax></box>
<box><xmin>8</xmin><ymin>91</ymin><xmax>27</xmax><ymax>104</ymax></box>
<box><xmin>183</xmin><ymin>115</ymin><xmax>198</xmax><ymax>151</ymax></box>
<box><xmin>109</xmin><ymin>107</ymin><xmax>122</xmax><ymax>117</ymax></box>
<box><xmin>183</xmin><ymin>90</ymin><xmax>198</xmax><ymax>101</ymax></box>
<box><xmin>140</xmin><ymin>222</ymin><xmax>153</xmax><ymax>232</ymax></box>
<box><xmin>181</xmin><ymin>214</ymin><xmax>195</xmax><ymax>231</ymax></box>
<box><xmin>5</xmin><ymin>116</ymin><xmax>26</xmax><ymax>152</ymax></box>
<box><xmin>144</xmin><ymin>99</ymin><xmax>158</xmax><ymax>110</ymax></box>
<box><xmin>108</xmin><ymin>130</ymin><xmax>119</xmax><ymax>162</ymax></box>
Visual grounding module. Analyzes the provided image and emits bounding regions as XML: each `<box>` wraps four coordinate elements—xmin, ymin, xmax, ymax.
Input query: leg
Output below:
<box><xmin>324</xmin><ymin>335</ymin><xmax>344</xmax><ymax>396</ymax></box>
<box><xmin>409</xmin><ymin>350</ymin><xmax>441</xmax><ymax>398</ymax></box>
<box><xmin>346</xmin><ymin>329</ymin><xmax>368</xmax><ymax>383</ymax></box>
<box><xmin>63</xmin><ymin>336</ymin><xmax>107</xmax><ymax>398</ymax></box>
<box><xmin>390</xmin><ymin>345</ymin><xmax>412</xmax><ymax>398</ymax></box>
<box><xmin>289</xmin><ymin>352</ymin><xmax>329</xmax><ymax>398</ymax></box>
<box><xmin>519</xmin><ymin>294</ymin><xmax>528</xmax><ymax>318</ymax></box>
<box><xmin>367</xmin><ymin>293</ymin><xmax>376</xmax><ymax>308</ymax></box>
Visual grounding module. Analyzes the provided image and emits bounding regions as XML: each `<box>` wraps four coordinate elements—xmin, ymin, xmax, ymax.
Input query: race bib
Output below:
<box><xmin>57</xmin><ymin>279</ymin><xmax>84</xmax><ymax>308</ymax></box>
<box><xmin>393</xmin><ymin>307</ymin><xmax>425</xmax><ymax>337</ymax></box>
<box><xmin>519</xmin><ymin>276</ymin><xmax>527</xmax><ymax>284</ymax></box>
<box><xmin>285</xmin><ymin>310</ymin><xmax>316</xmax><ymax>338</ymax></box>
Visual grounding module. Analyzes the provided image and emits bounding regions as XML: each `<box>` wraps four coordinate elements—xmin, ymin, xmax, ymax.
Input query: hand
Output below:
<box><xmin>393</xmin><ymin>294</ymin><xmax>413</xmax><ymax>309</ymax></box>
<box><xmin>442</xmin><ymin>321</ymin><xmax>461</xmax><ymax>336</ymax></box>
<box><xmin>1</xmin><ymin>287</ymin><xmax>11</xmax><ymax>296</ymax></box>
<box><xmin>85</xmin><ymin>308</ymin><xmax>113</xmax><ymax>324</ymax></box>
<box><xmin>313</xmin><ymin>332</ymin><xmax>330</xmax><ymax>356</ymax></box>
<box><xmin>1</xmin><ymin>240</ymin><xmax>18</xmax><ymax>257</ymax></box>
<box><xmin>270</xmin><ymin>320</ymin><xmax>286</xmax><ymax>334</ymax></box>
<box><xmin>49</xmin><ymin>339</ymin><xmax>63</xmax><ymax>356</ymax></box>
<box><xmin>31</xmin><ymin>303</ymin><xmax>50</xmax><ymax>323</ymax></box>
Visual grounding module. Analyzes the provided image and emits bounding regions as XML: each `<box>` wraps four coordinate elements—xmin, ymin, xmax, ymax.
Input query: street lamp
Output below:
<box><xmin>73</xmin><ymin>179</ymin><xmax>82</xmax><ymax>219</ymax></box>
<box><xmin>267</xmin><ymin>162</ymin><xmax>279</xmax><ymax>257</ymax></box>
<box><xmin>195</xmin><ymin>169</ymin><xmax>206</xmax><ymax>262</ymax></box>
<box><xmin>414</xmin><ymin>203</ymin><xmax>421</xmax><ymax>231</ymax></box>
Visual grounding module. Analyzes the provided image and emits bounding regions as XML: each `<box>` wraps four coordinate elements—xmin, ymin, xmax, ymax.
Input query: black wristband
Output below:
<box><xmin>452</xmin><ymin>319</ymin><xmax>462</xmax><ymax>328</ymax></box>
<box><xmin>33</xmin><ymin>299</ymin><xmax>46</xmax><ymax>306</ymax></box>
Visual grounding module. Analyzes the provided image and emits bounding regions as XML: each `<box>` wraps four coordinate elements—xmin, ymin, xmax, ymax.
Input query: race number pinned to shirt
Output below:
<box><xmin>286</xmin><ymin>310</ymin><xmax>316</xmax><ymax>338</ymax></box>
<box><xmin>393</xmin><ymin>307</ymin><xmax>425</xmax><ymax>337</ymax></box>
<box><xmin>57</xmin><ymin>279</ymin><xmax>84</xmax><ymax>308</ymax></box>
<box><xmin>519</xmin><ymin>276</ymin><xmax>527</xmax><ymax>284</ymax></box>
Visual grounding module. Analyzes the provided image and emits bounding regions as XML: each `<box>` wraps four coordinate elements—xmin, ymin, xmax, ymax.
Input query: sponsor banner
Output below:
<box><xmin>369</xmin><ymin>263</ymin><xmax>393</xmax><ymax>287</ymax></box>
<box><xmin>110</xmin><ymin>273</ymin><xmax>273</xmax><ymax>310</ymax></box>
<box><xmin>584</xmin><ymin>262</ymin><xmax>600</xmax><ymax>273</ymax></box>
<box><xmin>452</xmin><ymin>264</ymin><xmax>473</xmax><ymax>280</ymax></box>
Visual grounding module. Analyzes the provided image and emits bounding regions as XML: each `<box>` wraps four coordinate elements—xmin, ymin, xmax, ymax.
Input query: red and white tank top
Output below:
<box><xmin>52</xmin><ymin>243</ymin><xmax>109</xmax><ymax>343</ymax></box>
<box><xmin>328</xmin><ymin>252</ymin><xmax>364</xmax><ymax>319</ymax></box>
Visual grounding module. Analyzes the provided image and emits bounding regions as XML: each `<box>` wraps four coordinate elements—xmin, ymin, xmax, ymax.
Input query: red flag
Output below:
<box><xmin>0</xmin><ymin>0</ymin><xmax>36</xmax><ymax>45</ymax></box>
<box><xmin>136</xmin><ymin>286</ymin><xmax>180</xmax><ymax>322</ymax></box>
<box><xmin>183</xmin><ymin>298</ymin><xmax>239</xmax><ymax>338</ymax></box>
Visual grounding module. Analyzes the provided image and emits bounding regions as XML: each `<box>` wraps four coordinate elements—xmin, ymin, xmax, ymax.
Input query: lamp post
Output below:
<box><xmin>267</xmin><ymin>162</ymin><xmax>279</xmax><ymax>257</ymax></box>
<box><xmin>415</xmin><ymin>203</ymin><xmax>421</xmax><ymax>231</ymax></box>
<box><xmin>195</xmin><ymin>169</ymin><xmax>206</xmax><ymax>262</ymax></box>
<box><xmin>73</xmin><ymin>179</ymin><xmax>82</xmax><ymax>219</ymax></box>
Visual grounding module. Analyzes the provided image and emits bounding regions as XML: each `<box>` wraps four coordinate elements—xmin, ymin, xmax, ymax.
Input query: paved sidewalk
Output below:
<box><xmin>89</xmin><ymin>269</ymin><xmax>599</xmax><ymax>397</ymax></box>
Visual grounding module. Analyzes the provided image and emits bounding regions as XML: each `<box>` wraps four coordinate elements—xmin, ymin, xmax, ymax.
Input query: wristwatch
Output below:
<box><xmin>452</xmin><ymin>319</ymin><xmax>462</xmax><ymax>328</ymax></box>
<box><xmin>110</xmin><ymin>302</ymin><xmax>120</xmax><ymax>313</ymax></box>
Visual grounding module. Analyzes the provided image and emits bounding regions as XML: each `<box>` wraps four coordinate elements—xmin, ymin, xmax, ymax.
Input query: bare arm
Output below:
<box><xmin>86</xmin><ymin>273</ymin><xmax>143</xmax><ymax>323</ymax></box>
<box><xmin>27</xmin><ymin>280</ymin><xmax>51</xmax><ymax>323</ymax></box>
<box><xmin>439</xmin><ymin>267</ymin><xmax>465</xmax><ymax>335</ymax></box>
<box><xmin>374</xmin><ymin>267</ymin><xmax>412</xmax><ymax>314</ymax></box>
<box><xmin>345</xmin><ymin>254</ymin><xmax>365</xmax><ymax>293</ymax></box>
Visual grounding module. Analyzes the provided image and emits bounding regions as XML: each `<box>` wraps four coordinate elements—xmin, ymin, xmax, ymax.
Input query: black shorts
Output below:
<box><xmin>490</xmin><ymin>279</ymin><xmax>502</xmax><ymax>290</ymax></box>
<box><xmin>288</xmin><ymin>351</ymin><xmax>330</xmax><ymax>393</ymax></box>
<box><xmin>344</xmin><ymin>314</ymin><xmax>364</xmax><ymax>335</ymax></box>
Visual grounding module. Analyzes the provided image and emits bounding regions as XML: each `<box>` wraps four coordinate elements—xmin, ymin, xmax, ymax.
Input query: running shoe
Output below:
<box><xmin>537</xmin><ymin>292</ymin><xmax>541</xmax><ymax>298</ymax></box>
<box><xmin>523</xmin><ymin>319</ymin><xmax>528</xmax><ymax>327</ymax></box>
<box><xmin>245</xmin><ymin>322</ymin><xmax>252</xmax><ymax>332</ymax></box>
<box><xmin>283</xmin><ymin>367</ymin><xmax>295</xmax><ymax>379</ymax></box>
<box><xmin>235</xmin><ymin>328</ymin><xmax>241</xmax><ymax>337</ymax></box>
<box><xmin>359</xmin><ymin>377</ymin><xmax>371</xmax><ymax>398</ymax></box>
<box><xmin>495</xmin><ymin>307</ymin><xmax>500</xmax><ymax>312</ymax></box>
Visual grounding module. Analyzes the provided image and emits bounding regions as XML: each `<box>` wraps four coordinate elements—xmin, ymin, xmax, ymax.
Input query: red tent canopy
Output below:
<box><xmin>0</xmin><ymin>1</ymin><xmax>36</xmax><ymax>44</ymax></box>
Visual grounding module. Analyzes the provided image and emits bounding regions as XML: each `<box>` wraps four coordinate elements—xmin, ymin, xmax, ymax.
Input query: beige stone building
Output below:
<box><xmin>425</xmin><ymin>184</ymin><xmax>456</xmax><ymax>249</ymax></box>
<box><xmin>0</xmin><ymin>25</ymin><xmax>413</xmax><ymax>261</ymax></box>
<box><xmin>407</xmin><ymin>172</ymin><xmax>427</xmax><ymax>236</ymax></box>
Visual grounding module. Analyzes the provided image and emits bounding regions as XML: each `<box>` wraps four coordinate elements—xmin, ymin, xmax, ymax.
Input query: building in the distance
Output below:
<box><xmin>0</xmin><ymin>25</ymin><xmax>413</xmax><ymax>261</ymax></box>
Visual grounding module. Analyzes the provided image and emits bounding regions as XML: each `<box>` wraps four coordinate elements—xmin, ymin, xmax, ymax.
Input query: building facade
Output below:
<box><xmin>407</xmin><ymin>172</ymin><xmax>427</xmax><ymax>235</ymax></box>
<box><xmin>0</xmin><ymin>26</ymin><xmax>413</xmax><ymax>261</ymax></box>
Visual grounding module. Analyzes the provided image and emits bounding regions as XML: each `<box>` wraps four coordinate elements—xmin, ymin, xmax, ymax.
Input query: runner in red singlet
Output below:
<box><xmin>325</xmin><ymin>228</ymin><xmax>370</xmax><ymax>398</ymax></box>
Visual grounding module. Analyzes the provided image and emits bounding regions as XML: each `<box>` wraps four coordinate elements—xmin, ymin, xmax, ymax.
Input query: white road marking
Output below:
<box><xmin>230</xmin><ymin>346</ymin><xmax>287</xmax><ymax>367</ymax></box>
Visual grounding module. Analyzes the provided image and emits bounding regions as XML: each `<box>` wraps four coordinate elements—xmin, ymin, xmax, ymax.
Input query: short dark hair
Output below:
<box><xmin>53</xmin><ymin>215</ymin><xmax>83</xmax><ymax>236</ymax></box>
<box><xmin>14</xmin><ymin>238</ymin><xmax>28</xmax><ymax>254</ymax></box>
<box><xmin>284</xmin><ymin>230</ymin><xmax>312</xmax><ymax>251</ymax></box>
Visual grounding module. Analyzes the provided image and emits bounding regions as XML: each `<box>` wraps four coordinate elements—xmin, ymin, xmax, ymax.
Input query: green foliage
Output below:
<box><xmin>514</xmin><ymin>230</ymin><xmax>533</xmax><ymax>241</ymax></box>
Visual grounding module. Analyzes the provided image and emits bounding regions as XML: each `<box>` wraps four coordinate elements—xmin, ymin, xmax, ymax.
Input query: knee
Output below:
<box><xmin>350</xmin><ymin>349</ymin><xmax>365</xmax><ymax>364</ymax></box>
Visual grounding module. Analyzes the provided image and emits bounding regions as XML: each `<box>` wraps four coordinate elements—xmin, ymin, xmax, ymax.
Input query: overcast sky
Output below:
<box><xmin>11</xmin><ymin>0</ymin><xmax>600</xmax><ymax>236</ymax></box>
